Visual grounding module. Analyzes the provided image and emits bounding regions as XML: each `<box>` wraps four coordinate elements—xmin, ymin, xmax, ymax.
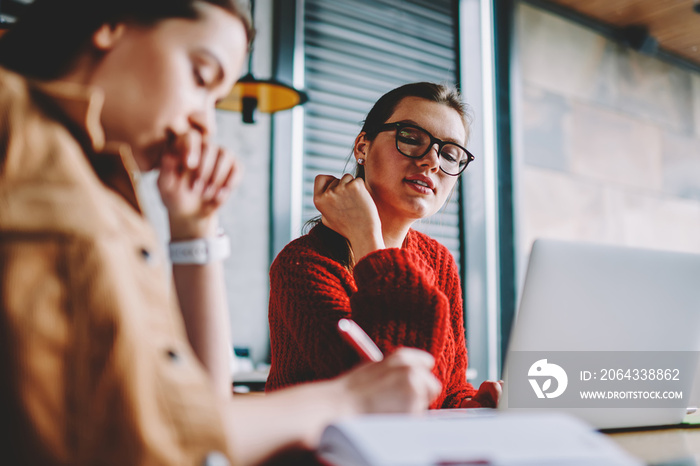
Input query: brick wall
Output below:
<box><xmin>514</xmin><ymin>4</ymin><xmax>700</xmax><ymax>284</ymax></box>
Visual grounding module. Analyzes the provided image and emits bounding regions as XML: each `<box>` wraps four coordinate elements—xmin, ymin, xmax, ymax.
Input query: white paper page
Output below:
<box><xmin>317</xmin><ymin>412</ymin><xmax>643</xmax><ymax>466</ymax></box>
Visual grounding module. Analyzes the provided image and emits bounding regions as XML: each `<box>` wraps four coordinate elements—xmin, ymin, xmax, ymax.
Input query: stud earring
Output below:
<box><xmin>357</xmin><ymin>158</ymin><xmax>365</xmax><ymax>165</ymax></box>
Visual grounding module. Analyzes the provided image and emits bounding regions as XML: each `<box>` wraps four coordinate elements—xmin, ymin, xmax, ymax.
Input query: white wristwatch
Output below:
<box><xmin>169</xmin><ymin>234</ymin><xmax>231</xmax><ymax>265</ymax></box>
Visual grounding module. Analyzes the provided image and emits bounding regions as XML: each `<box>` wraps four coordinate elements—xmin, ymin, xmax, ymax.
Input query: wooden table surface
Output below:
<box><xmin>608</xmin><ymin>427</ymin><xmax>700</xmax><ymax>465</ymax></box>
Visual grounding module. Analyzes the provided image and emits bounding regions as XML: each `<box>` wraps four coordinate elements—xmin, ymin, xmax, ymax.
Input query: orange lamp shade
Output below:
<box><xmin>216</xmin><ymin>73</ymin><xmax>308</xmax><ymax>123</ymax></box>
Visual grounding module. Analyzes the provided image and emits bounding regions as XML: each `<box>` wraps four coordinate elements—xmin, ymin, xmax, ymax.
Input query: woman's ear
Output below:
<box><xmin>92</xmin><ymin>23</ymin><xmax>127</xmax><ymax>51</ymax></box>
<box><xmin>353</xmin><ymin>132</ymin><xmax>369</xmax><ymax>162</ymax></box>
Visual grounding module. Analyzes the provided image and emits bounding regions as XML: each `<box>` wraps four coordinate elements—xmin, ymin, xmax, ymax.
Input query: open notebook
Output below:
<box><xmin>317</xmin><ymin>411</ymin><xmax>642</xmax><ymax>466</ymax></box>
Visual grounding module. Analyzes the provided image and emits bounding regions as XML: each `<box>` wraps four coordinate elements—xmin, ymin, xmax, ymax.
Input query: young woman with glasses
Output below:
<box><xmin>267</xmin><ymin>82</ymin><xmax>502</xmax><ymax>409</ymax></box>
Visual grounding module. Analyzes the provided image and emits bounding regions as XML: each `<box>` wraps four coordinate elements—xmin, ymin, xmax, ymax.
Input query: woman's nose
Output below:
<box><xmin>419</xmin><ymin>143</ymin><xmax>441</xmax><ymax>171</ymax></box>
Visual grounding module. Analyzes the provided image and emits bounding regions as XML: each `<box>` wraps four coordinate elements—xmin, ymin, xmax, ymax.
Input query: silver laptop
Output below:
<box><xmin>499</xmin><ymin>239</ymin><xmax>700</xmax><ymax>429</ymax></box>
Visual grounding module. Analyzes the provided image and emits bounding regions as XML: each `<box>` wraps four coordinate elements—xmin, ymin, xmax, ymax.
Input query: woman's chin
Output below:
<box><xmin>393</xmin><ymin>204</ymin><xmax>437</xmax><ymax>223</ymax></box>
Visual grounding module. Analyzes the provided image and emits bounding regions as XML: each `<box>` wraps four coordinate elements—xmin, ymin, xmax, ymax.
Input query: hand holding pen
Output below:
<box><xmin>336</xmin><ymin>318</ymin><xmax>442</xmax><ymax>412</ymax></box>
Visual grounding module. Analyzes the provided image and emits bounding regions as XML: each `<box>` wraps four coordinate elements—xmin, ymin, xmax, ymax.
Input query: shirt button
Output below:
<box><xmin>202</xmin><ymin>451</ymin><xmax>230</xmax><ymax>466</ymax></box>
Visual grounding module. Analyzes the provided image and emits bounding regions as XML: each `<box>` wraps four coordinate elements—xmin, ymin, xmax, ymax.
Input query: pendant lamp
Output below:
<box><xmin>216</xmin><ymin>0</ymin><xmax>308</xmax><ymax>123</ymax></box>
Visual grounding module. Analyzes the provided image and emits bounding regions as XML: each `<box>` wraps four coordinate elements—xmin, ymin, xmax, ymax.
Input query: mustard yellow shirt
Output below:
<box><xmin>0</xmin><ymin>66</ymin><xmax>233</xmax><ymax>465</ymax></box>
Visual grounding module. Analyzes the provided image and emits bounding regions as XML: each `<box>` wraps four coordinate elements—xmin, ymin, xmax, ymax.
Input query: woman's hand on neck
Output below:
<box><xmin>313</xmin><ymin>173</ymin><xmax>415</xmax><ymax>263</ymax></box>
<box><xmin>314</xmin><ymin>173</ymin><xmax>385</xmax><ymax>261</ymax></box>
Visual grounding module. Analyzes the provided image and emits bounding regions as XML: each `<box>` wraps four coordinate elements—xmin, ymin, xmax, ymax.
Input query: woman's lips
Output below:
<box><xmin>404</xmin><ymin>174</ymin><xmax>435</xmax><ymax>194</ymax></box>
<box><xmin>404</xmin><ymin>178</ymin><xmax>434</xmax><ymax>195</ymax></box>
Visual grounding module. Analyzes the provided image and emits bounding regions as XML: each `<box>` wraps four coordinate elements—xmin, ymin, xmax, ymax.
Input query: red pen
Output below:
<box><xmin>337</xmin><ymin>318</ymin><xmax>384</xmax><ymax>362</ymax></box>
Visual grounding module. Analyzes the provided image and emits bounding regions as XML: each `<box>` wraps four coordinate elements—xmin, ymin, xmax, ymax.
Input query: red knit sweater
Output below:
<box><xmin>266</xmin><ymin>224</ymin><xmax>477</xmax><ymax>409</ymax></box>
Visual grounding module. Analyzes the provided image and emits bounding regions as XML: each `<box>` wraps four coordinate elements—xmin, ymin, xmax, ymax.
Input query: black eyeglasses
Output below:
<box><xmin>372</xmin><ymin>122</ymin><xmax>475</xmax><ymax>176</ymax></box>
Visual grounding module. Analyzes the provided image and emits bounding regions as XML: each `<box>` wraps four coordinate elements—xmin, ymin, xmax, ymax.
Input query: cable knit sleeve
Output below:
<box><xmin>351</xmin><ymin>248</ymin><xmax>449</xmax><ymax>358</ymax></box>
<box><xmin>436</xmin><ymin>248</ymin><xmax>477</xmax><ymax>407</ymax></box>
<box><xmin>266</xmin><ymin>232</ymin><xmax>450</xmax><ymax>393</ymax></box>
<box><xmin>267</xmin><ymin>241</ymin><xmax>365</xmax><ymax>390</ymax></box>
